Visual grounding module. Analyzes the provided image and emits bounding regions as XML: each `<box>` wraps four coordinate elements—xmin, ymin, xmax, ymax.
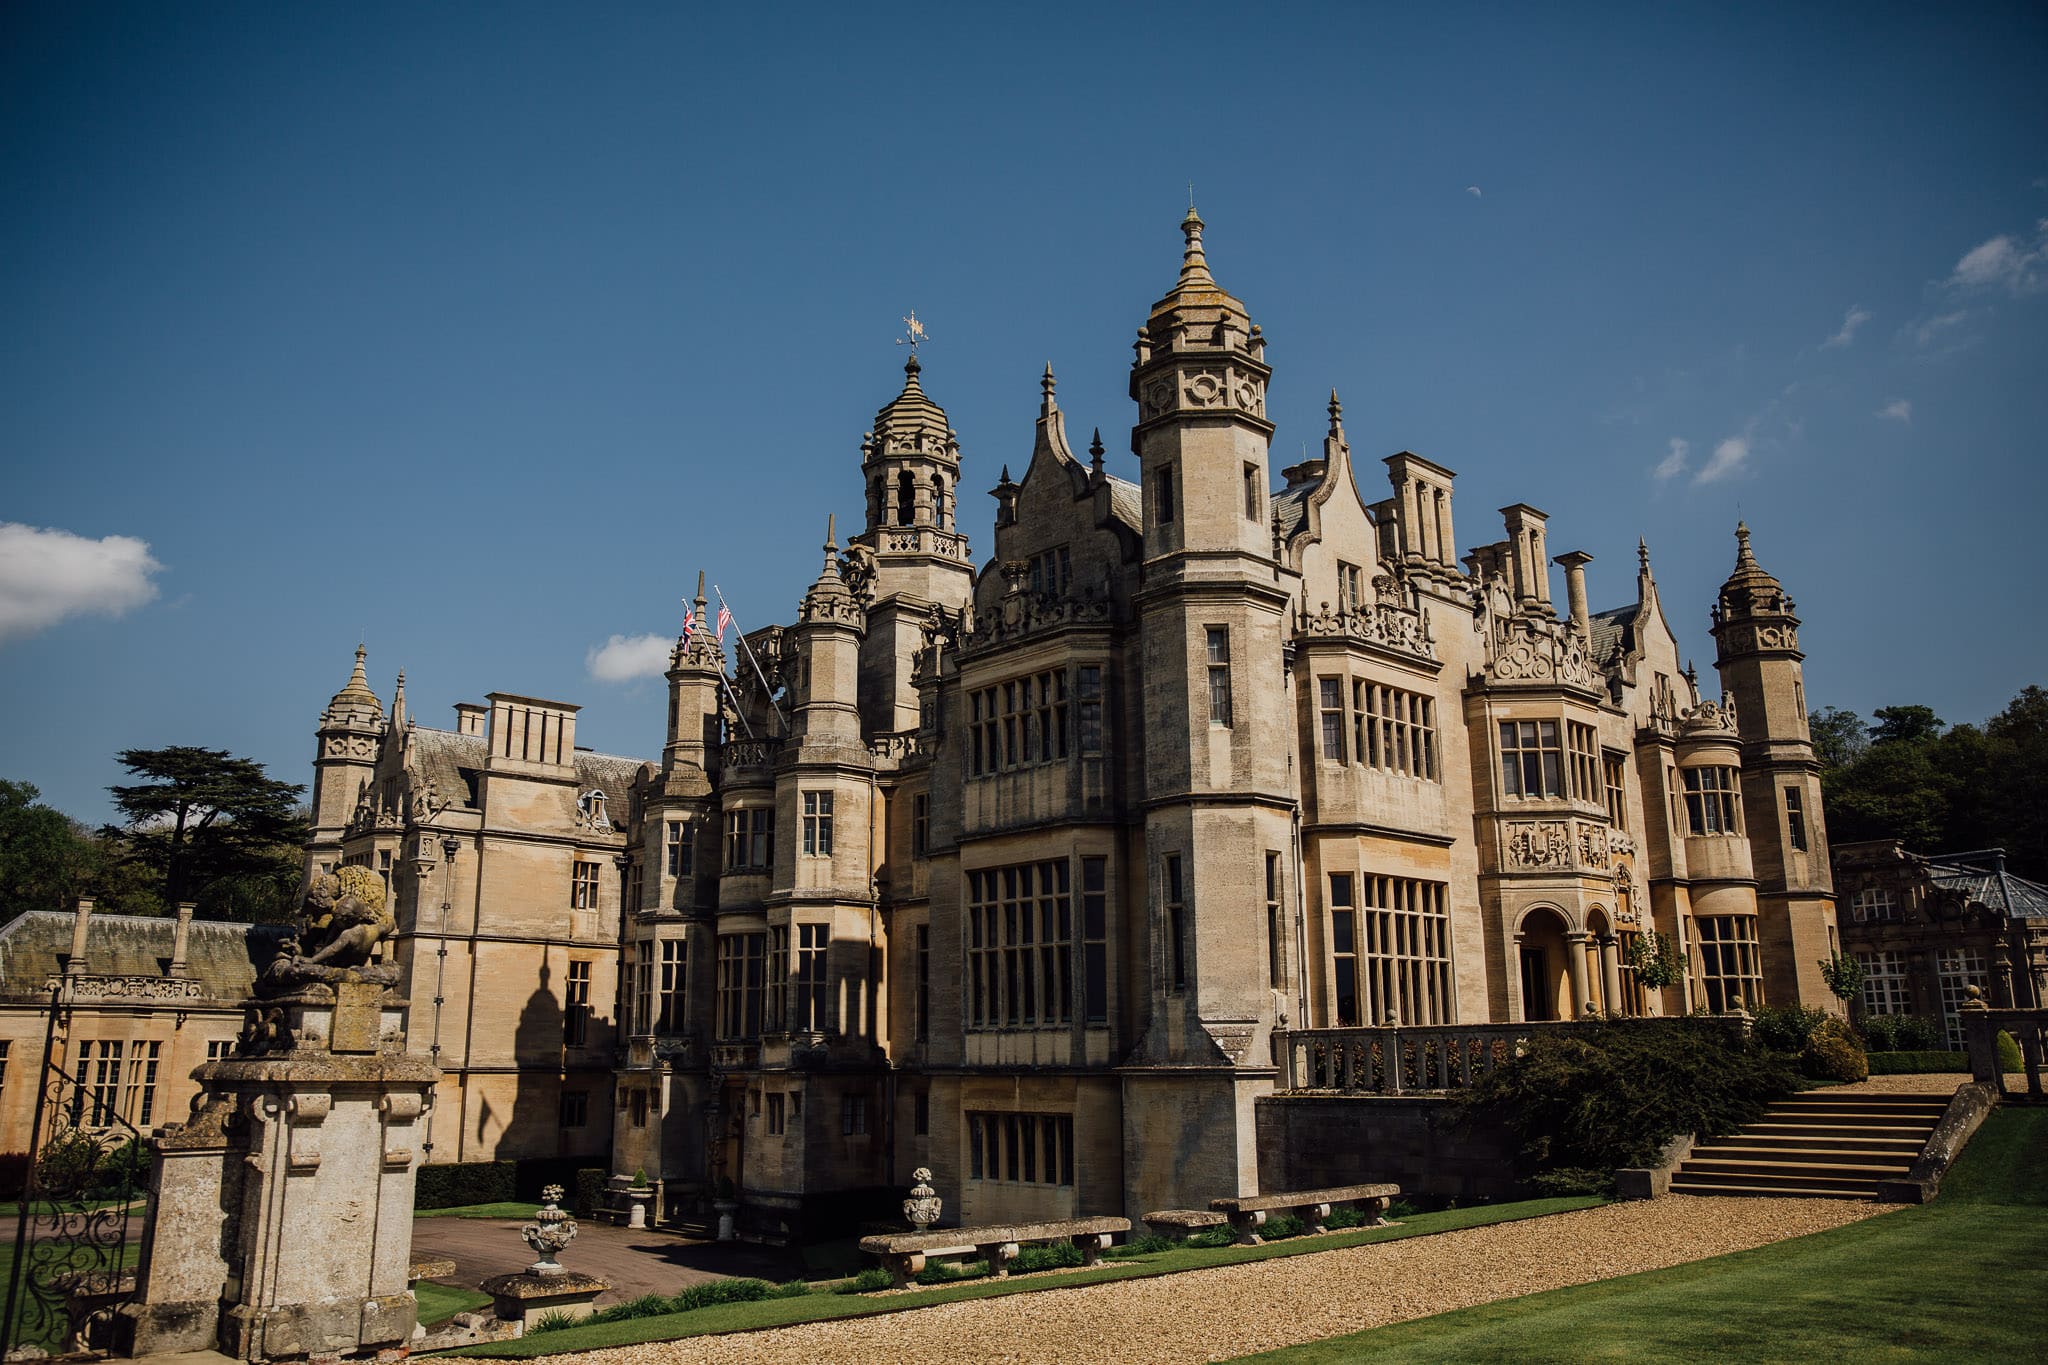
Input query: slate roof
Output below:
<box><xmin>1589</xmin><ymin>603</ymin><xmax>1637</xmax><ymax>666</ymax></box>
<box><xmin>1273</xmin><ymin>484</ymin><xmax>1310</xmax><ymax>542</ymax></box>
<box><xmin>1106</xmin><ymin>475</ymin><xmax>1143</xmax><ymax>533</ymax></box>
<box><xmin>0</xmin><ymin>912</ymin><xmax>289</xmax><ymax>1003</ymax></box>
<box><xmin>1926</xmin><ymin>858</ymin><xmax>2048</xmax><ymax>921</ymax></box>
<box><xmin>407</xmin><ymin>727</ymin><xmax>645</xmax><ymax>825</ymax></box>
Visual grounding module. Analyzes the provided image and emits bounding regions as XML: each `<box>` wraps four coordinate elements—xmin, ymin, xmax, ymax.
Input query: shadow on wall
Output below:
<box><xmin>493</xmin><ymin>961</ymin><xmax>615</xmax><ymax>1160</ymax></box>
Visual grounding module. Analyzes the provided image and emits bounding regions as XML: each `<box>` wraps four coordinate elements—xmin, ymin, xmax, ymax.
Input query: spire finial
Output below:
<box><xmin>820</xmin><ymin>514</ymin><xmax>841</xmax><ymax>579</ymax></box>
<box><xmin>1089</xmin><ymin>428</ymin><xmax>1105</xmax><ymax>481</ymax></box>
<box><xmin>1040</xmin><ymin>362</ymin><xmax>1056</xmax><ymax>416</ymax></box>
<box><xmin>1328</xmin><ymin>388</ymin><xmax>1343</xmax><ymax>433</ymax></box>
<box><xmin>1733</xmin><ymin>521</ymin><xmax>1763</xmax><ymax>574</ymax></box>
<box><xmin>695</xmin><ymin>569</ymin><xmax>707</xmax><ymax>606</ymax></box>
<box><xmin>1637</xmin><ymin>536</ymin><xmax>1650</xmax><ymax>573</ymax></box>
<box><xmin>1178</xmin><ymin>204</ymin><xmax>1213</xmax><ymax>286</ymax></box>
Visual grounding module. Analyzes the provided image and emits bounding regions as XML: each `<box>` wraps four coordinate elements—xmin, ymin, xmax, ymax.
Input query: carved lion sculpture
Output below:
<box><xmin>259</xmin><ymin>865</ymin><xmax>400</xmax><ymax>994</ymax></box>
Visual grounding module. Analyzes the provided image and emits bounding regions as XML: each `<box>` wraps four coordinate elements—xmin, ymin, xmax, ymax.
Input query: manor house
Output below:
<box><xmin>305</xmin><ymin>211</ymin><xmax>1840</xmax><ymax>1233</ymax></box>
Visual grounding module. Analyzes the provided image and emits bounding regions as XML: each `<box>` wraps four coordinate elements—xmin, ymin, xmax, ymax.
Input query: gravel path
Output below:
<box><xmin>535</xmin><ymin>1196</ymin><xmax>1892</xmax><ymax>1365</ymax></box>
<box><xmin>1819</xmin><ymin>1072</ymin><xmax>2030</xmax><ymax>1095</ymax></box>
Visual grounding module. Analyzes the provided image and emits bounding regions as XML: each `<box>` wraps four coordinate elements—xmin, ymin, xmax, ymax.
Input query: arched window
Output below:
<box><xmin>931</xmin><ymin>473</ymin><xmax>948</xmax><ymax>528</ymax></box>
<box><xmin>897</xmin><ymin>470</ymin><xmax>915</xmax><ymax>526</ymax></box>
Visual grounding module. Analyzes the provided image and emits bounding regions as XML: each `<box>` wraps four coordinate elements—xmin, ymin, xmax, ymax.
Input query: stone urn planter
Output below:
<box><xmin>626</xmin><ymin>1184</ymin><xmax>652</xmax><ymax>1230</ymax></box>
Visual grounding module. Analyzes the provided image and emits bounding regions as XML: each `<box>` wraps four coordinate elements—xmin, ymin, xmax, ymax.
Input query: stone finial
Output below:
<box><xmin>1179</xmin><ymin>205</ymin><xmax>1214</xmax><ymax>286</ymax></box>
<box><xmin>1040</xmin><ymin>362</ymin><xmax>1057</xmax><ymax>416</ymax></box>
<box><xmin>521</xmin><ymin>1184</ymin><xmax>579</xmax><ymax>1275</ymax></box>
<box><xmin>1638</xmin><ymin>536</ymin><xmax>1650</xmax><ymax>572</ymax></box>
<box><xmin>902</xmin><ymin>1167</ymin><xmax>942</xmax><ymax>1230</ymax></box>
<box><xmin>1328</xmin><ymin>389</ymin><xmax>1343</xmax><ymax>435</ymax></box>
<box><xmin>1734</xmin><ymin>520</ymin><xmax>1754</xmax><ymax>566</ymax></box>
<box><xmin>1089</xmin><ymin>428</ymin><xmax>1106</xmax><ymax>483</ymax></box>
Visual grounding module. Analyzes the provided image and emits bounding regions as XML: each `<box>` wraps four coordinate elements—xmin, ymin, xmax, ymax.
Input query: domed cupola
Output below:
<box><xmin>321</xmin><ymin>644</ymin><xmax>385</xmax><ymax>729</ymax></box>
<box><xmin>1712</xmin><ymin>522</ymin><xmax>1799</xmax><ymax>657</ymax></box>
<box><xmin>859</xmin><ymin>352</ymin><xmax>967</xmax><ymax>553</ymax></box>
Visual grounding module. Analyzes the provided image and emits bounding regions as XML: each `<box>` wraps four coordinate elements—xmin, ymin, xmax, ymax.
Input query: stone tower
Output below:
<box><xmin>307</xmin><ymin>645</ymin><xmax>385</xmax><ymax>876</ymax></box>
<box><xmin>853</xmin><ymin>355</ymin><xmax>974</xmax><ymax>734</ymax></box>
<box><xmin>1711</xmin><ymin>523</ymin><xmax>1838</xmax><ymax>1007</ymax></box>
<box><xmin>1121</xmin><ymin>209</ymin><xmax>1296</xmax><ymax>1213</ymax></box>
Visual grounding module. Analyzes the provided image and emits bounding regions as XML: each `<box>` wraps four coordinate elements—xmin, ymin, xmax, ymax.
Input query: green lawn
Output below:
<box><xmin>1234</xmin><ymin>1107</ymin><xmax>2048</xmax><ymax>1364</ymax></box>
<box><xmin>415</xmin><ymin>1282</ymin><xmax>494</xmax><ymax>1327</ymax></box>
<box><xmin>433</xmin><ymin>1197</ymin><xmax>1601</xmax><ymax>1358</ymax></box>
<box><xmin>414</xmin><ymin>1202</ymin><xmax>537</xmax><ymax>1220</ymax></box>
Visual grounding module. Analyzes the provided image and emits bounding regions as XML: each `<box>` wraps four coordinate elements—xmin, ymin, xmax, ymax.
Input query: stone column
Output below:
<box><xmin>1565</xmin><ymin>933</ymin><xmax>1592</xmax><ymax>1018</ymax></box>
<box><xmin>1599</xmin><ymin>936</ymin><xmax>1624</xmax><ymax>1017</ymax></box>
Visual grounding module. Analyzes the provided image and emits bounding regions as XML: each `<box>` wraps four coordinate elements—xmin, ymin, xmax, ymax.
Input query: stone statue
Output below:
<box><xmin>258</xmin><ymin>865</ymin><xmax>399</xmax><ymax>995</ymax></box>
<box><xmin>840</xmin><ymin>541</ymin><xmax>879</xmax><ymax>602</ymax></box>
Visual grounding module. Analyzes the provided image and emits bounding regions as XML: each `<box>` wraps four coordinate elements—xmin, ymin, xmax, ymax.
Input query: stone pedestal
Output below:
<box><xmin>478</xmin><ymin>1273</ymin><xmax>608</xmax><ymax>1332</ymax></box>
<box><xmin>119</xmin><ymin>986</ymin><xmax>438</xmax><ymax>1362</ymax></box>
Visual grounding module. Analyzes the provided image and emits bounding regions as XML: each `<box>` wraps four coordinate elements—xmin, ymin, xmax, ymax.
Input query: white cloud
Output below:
<box><xmin>0</xmin><ymin>522</ymin><xmax>162</xmax><ymax>645</ymax></box>
<box><xmin>1948</xmin><ymin>220</ymin><xmax>2048</xmax><ymax>295</ymax></box>
<box><xmin>1877</xmin><ymin>398</ymin><xmax>1912</xmax><ymax>423</ymax></box>
<box><xmin>1465</xmin><ymin>185</ymin><xmax>1482</xmax><ymax>198</ymax></box>
<box><xmin>1820</xmin><ymin>305</ymin><xmax>1872</xmax><ymax>349</ymax></box>
<box><xmin>1914</xmin><ymin>310</ymin><xmax>1969</xmax><ymax>346</ymax></box>
<box><xmin>1652</xmin><ymin>437</ymin><xmax>1689</xmax><ymax>481</ymax></box>
<box><xmin>1693</xmin><ymin>435</ymin><xmax>1751</xmax><ymax>485</ymax></box>
<box><xmin>585</xmin><ymin>633</ymin><xmax>671</xmax><ymax>682</ymax></box>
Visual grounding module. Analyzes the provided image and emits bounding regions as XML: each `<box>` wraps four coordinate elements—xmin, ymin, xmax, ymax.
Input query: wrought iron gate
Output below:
<box><xmin>0</xmin><ymin>991</ymin><xmax>153</xmax><ymax>1359</ymax></box>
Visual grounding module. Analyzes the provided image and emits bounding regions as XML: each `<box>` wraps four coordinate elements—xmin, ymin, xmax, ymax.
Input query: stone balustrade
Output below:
<box><xmin>720</xmin><ymin>739</ymin><xmax>780</xmax><ymax>773</ymax></box>
<box><xmin>1276</xmin><ymin>1017</ymin><xmax>1749</xmax><ymax>1095</ymax></box>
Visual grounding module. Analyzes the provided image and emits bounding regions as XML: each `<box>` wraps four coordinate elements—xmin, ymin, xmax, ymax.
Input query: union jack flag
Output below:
<box><xmin>680</xmin><ymin>604</ymin><xmax>694</xmax><ymax>649</ymax></box>
<box><xmin>716</xmin><ymin>604</ymin><xmax>733</xmax><ymax>644</ymax></box>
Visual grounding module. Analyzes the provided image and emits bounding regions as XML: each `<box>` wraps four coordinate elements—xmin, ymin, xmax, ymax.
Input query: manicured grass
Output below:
<box><xmin>414</xmin><ymin>1202</ymin><xmax>537</xmax><ymax>1220</ymax></box>
<box><xmin>432</xmin><ymin>1197</ymin><xmax>1600</xmax><ymax>1358</ymax></box>
<box><xmin>1233</xmin><ymin>1107</ymin><xmax>2048</xmax><ymax>1364</ymax></box>
<box><xmin>416</xmin><ymin>1281</ymin><xmax>494</xmax><ymax>1326</ymax></box>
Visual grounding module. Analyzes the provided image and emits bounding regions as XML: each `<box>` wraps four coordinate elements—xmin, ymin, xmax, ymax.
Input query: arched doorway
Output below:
<box><xmin>1517</xmin><ymin>907</ymin><xmax>1571</xmax><ymax>1022</ymax></box>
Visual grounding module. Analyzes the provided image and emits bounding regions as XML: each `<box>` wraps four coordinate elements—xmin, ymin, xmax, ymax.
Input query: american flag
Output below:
<box><xmin>716</xmin><ymin>604</ymin><xmax>733</xmax><ymax>644</ymax></box>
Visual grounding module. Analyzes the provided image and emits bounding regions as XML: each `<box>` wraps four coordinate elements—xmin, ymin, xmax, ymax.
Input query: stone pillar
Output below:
<box><xmin>1599</xmin><ymin>936</ymin><xmax>1624</xmax><ymax>1017</ymax></box>
<box><xmin>1565</xmin><ymin>933</ymin><xmax>1592</xmax><ymax>1019</ymax></box>
<box><xmin>122</xmin><ymin>983</ymin><xmax>438</xmax><ymax>1361</ymax></box>
<box><xmin>67</xmin><ymin>898</ymin><xmax>93</xmax><ymax>974</ymax></box>
<box><xmin>169</xmin><ymin>902</ymin><xmax>196</xmax><ymax>977</ymax></box>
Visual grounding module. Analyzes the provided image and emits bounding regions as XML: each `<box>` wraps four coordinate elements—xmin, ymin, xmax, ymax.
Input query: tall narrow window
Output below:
<box><xmin>658</xmin><ymin>939</ymin><xmax>686</xmax><ymax>1032</ymax></box>
<box><xmin>571</xmin><ymin>860</ymin><xmax>600</xmax><ymax>910</ymax></box>
<box><xmin>1319</xmin><ymin>678</ymin><xmax>1345</xmax><ymax>761</ymax></box>
<box><xmin>915</xmin><ymin>924</ymin><xmax>931</xmax><ymax>1042</ymax></box>
<box><xmin>795</xmin><ymin>924</ymin><xmax>831</xmax><ymax>1032</ymax></box>
<box><xmin>1566</xmin><ymin>722</ymin><xmax>1600</xmax><ymax>801</ymax></box>
<box><xmin>564</xmin><ymin>960</ymin><xmax>591</xmax><ymax>1046</ymax></box>
<box><xmin>1205</xmin><ymin>629</ymin><xmax>1233</xmax><ymax>727</ymax></box>
<box><xmin>716</xmin><ymin>933</ymin><xmax>766</xmax><ymax>1038</ymax></box>
<box><xmin>911</xmin><ymin>794</ymin><xmax>929</xmax><ymax>856</ymax></box>
<box><xmin>1330</xmin><ymin>873</ymin><xmax>1359</xmax><ymax>1026</ymax></box>
<box><xmin>897</xmin><ymin>470</ymin><xmax>915</xmax><ymax>526</ymax></box>
<box><xmin>1156</xmin><ymin>466</ymin><xmax>1175</xmax><ymax>524</ymax></box>
<box><xmin>1077</xmin><ymin>666</ymin><xmax>1104</xmax><ymax>753</ymax></box>
<box><xmin>1164</xmin><ymin>854</ymin><xmax>1187</xmax><ymax>993</ymax></box>
<box><xmin>1785</xmin><ymin>787</ymin><xmax>1809</xmax><ymax>851</ymax></box>
<box><xmin>1265</xmin><ymin>852</ymin><xmax>1284</xmax><ymax>991</ymax></box>
<box><xmin>1338</xmin><ymin>561</ymin><xmax>1364</xmax><ymax>615</ymax></box>
<box><xmin>1243</xmin><ymin>463</ymin><xmax>1260</xmax><ymax>520</ymax></box>
<box><xmin>766</xmin><ymin>925</ymin><xmax>789</xmax><ymax>1030</ymax></box>
<box><xmin>1082</xmin><ymin>856</ymin><xmax>1109</xmax><ymax>1022</ymax></box>
<box><xmin>802</xmin><ymin>791</ymin><xmax>834</xmax><ymax>856</ymax></box>
<box><xmin>631</xmin><ymin>943</ymin><xmax>653</xmax><ymax>1034</ymax></box>
<box><xmin>128</xmin><ymin>1041</ymin><xmax>161</xmax><ymax>1127</ymax></box>
<box><xmin>625</xmin><ymin>859</ymin><xmax>643</xmax><ymax>913</ymax></box>
<box><xmin>666</xmin><ymin>820</ymin><xmax>691</xmax><ymax>877</ymax></box>
<box><xmin>1603</xmin><ymin>755</ymin><xmax>1629</xmax><ymax>829</ymax></box>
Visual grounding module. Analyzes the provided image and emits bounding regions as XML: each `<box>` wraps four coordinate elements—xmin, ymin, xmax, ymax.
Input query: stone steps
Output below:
<box><xmin>1670</xmin><ymin>1089</ymin><xmax>1946</xmax><ymax>1200</ymax></box>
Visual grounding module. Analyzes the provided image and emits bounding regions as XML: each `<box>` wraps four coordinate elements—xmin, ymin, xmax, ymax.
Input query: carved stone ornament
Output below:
<box><xmin>257</xmin><ymin>864</ymin><xmax>400</xmax><ymax>997</ymax></box>
<box><xmin>1502</xmin><ymin>819</ymin><xmax>1611</xmax><ymax>873</ymax></box>
<box><xmin>521</xmin><ymin>1184</ymin><xmax>580</xmax><ymax>1275</ymax></box>
<box><xmin>1293</xmin><ymin>597</ymin><xmax>1436</xmax><ymax>662</ymax></box>
<box><xmin>902</xmin><ymin>1167</ymin><xmax>943</xmax><ymax>1230</ymax></box>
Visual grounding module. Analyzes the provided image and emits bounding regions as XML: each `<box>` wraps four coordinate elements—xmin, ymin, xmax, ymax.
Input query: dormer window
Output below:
<box><xmin>578</xmin><ymin>788</ymin><xmax>609</xmax><ymax>831</ymax></box>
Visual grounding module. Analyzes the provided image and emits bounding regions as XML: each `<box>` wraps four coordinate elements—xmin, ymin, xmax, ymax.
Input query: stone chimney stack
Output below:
<box><xmin>1500</xmin><ymin>504</ymin><xmax>1552</xmax><ymax>611</ymax></box>
<box><xmin>454</xmin><ymin>702</ymin><xmax>487</xmax><ymax>736</ymax></box>
<box><xmin>67</xmin><ymin>898</ymin><xmax>93</xmax><ymax>975</ymax></box>
<box><xmin>1555</xmin><ymin>550</ymin><xmax>1594</xmax><ymax>634</ymax></box>
<box><xmin>169</xmin><ymin>901</ymin><xmax>195</xmax><ymax>977</ymax></box>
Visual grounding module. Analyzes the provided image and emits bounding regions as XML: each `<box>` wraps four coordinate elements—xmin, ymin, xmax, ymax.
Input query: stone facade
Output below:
<box><xmin>1834</xmin><ymin>840</ymin><xmax>2048</xmax><ymax>1046</ymax></box>
<box><xmin>304</xmin><ymin>213</ymin><xmax>1840</xmax><ymax>1230</ymax></box>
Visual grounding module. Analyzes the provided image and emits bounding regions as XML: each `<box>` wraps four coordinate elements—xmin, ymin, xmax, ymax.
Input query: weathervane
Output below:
<box><xmin>895</xmin><ymin>311</ymin><xmax>931</xmax><ymax>354</ymax></box>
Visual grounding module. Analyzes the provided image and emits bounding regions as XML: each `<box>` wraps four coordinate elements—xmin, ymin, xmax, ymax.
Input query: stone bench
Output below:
<box><xmin>1209</xmin><ymin>1182</ymin><xmax>1400</xmax><ymax>1245</ymax></box>
<box><xmin>858</xmin><ymin>1215</ymin><xmax>1131</xmax><ymax>1288</ymax></box>
<box><xmin>1141</xmin><ymin>1208</ymin><xmax>1228</xmax><ymax>1241</ymax></box>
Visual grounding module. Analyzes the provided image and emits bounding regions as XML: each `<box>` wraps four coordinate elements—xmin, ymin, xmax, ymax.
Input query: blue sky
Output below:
<box><xmin>3</xmin><ymin>2</ymin><xmax>2044</xmax><ymax>825</ymax></box>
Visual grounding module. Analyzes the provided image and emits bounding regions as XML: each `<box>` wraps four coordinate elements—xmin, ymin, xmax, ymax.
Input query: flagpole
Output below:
<box><xmin>715</xmin><ymin>585</ymin><xmax>790</xmax><ymax>730</ymax></box>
